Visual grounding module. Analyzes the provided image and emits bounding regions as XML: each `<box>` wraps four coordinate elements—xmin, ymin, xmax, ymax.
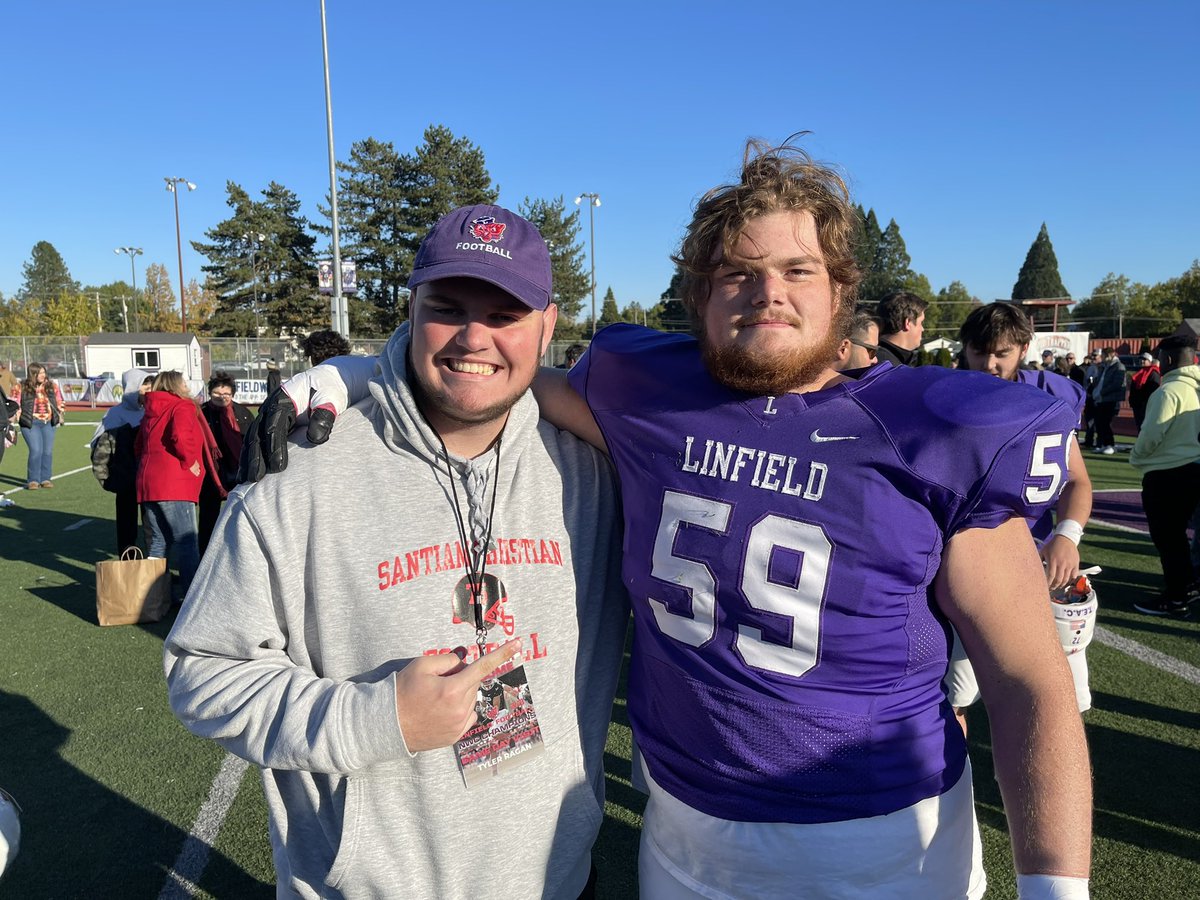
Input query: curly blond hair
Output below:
<box><xmin>673</xmin><ymin>137</ymin><xmax>861</xmax><ymax>333</ymax></box>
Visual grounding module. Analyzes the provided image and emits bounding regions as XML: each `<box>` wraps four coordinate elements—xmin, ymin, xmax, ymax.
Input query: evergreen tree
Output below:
<box><xmin>519</xmin><ymin>196</ymin><xmax>588</xmax><ymax>323</ymax></box>
<box><xmin>662</xmin><ymin>266</ymin><xmax>684</xmax><ymax>300</ymax></box>
<box><xmin>256</xmin><ymin>182</ymin><xmax>323</xmax><ymax>333</ymax></box>
<box><xmin>19</xmin><ymin>241</ymin><xmax>78</xmax><ymax>318</ymax></box>
<box><xmin>858</xmin><ymin>218</ymin><xmax>930</xmax><ymax>305</ymax></box>
<box><xmin>324</xmin><ymin>137</ymin><xmax>412</xmax><ymax>332</ymax></box>
<box><xmin>407</xmin><ymin>125</ymin><xmax>498</xmax><ymax>236</ymax></box>
<box><xmin>597</xmin><ymin>287</ymin><xmax>622</xmax><ymax>329</ymax></box>
<box><xmin>320</xmin><ymin>126</ymin><xmax>498</xmax><ymax>329</ymax></box>
<box><xmin>855</xmin><ymin>206</ymin><xmax>882</xmax><ymax>276</ymax></box>
<box><xmin>1012</xmin><ymin>224</ymin><xmax>1069</xmax><ymax>301</ymax></box>
<box><xmin>196</xmin><ymin>181</ymin><xmax>322</xmax><ymax>337</ymax></box>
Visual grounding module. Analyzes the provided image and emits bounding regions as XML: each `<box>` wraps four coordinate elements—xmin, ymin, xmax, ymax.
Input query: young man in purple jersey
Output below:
<box><xmin>959</xmin><ymin>303</ymin><xmax>1093</xmax><ymax>590</ymax></box>
<box><xmin>951</xmin><ymin>303</ymin><xmax>1096</xmax><ymax>720</ymax></box>
<box><xmin>537</xmin><ymin>142</ymin><xmax>1090</xmax><ymax>899</ymax></box>
<box><xmin>248</xmin><ymin>142</ymin><xmax>1092</xmax><ymax>898</ymax></box>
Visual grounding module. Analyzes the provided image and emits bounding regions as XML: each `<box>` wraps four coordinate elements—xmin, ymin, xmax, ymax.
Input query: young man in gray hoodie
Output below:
<box><xmin>165</xmin><ymin>205</ymin><xmax>628</xmax><ymax>899</ymax></box>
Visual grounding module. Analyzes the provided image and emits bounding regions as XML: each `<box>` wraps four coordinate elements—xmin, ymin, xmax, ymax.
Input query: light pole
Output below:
<box><xmin>320</xmin><ymin>0</ymin><xmax>348</xmax><ymax>338</ymax></box>
<box><xmin>574</xmin><ymin>192</ymin><xmax>601</xmax><ymax>334</ymax></box>
<box><xmin>164</xmin><ymin>177</ymin><xmax>196</xmax><ymax>332</ymax></box>
<box><xmin>242</xmin><ymin>231</ymin><xmax>267</xmax><ymax>337</ymax></box>
<box><xmin>114</xmin><ymin>246</ymin><xmax>143</xmax><ymax>332</ymax></box>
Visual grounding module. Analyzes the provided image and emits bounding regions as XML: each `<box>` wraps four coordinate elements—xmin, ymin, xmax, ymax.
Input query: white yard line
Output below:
<box><xmin>1094</xmin><ymin>626</ymin><xmax>1200</xmax><ymax>686</ymax></box>
<box><xmin>2</xmin><ymin>464</ymin><xmax>93</xmax><ymax>498</ymax></box>
<box><xmin>158</xmin><ymin>754</ymin><xmax>250</xmax><ymax>899</ymax></box>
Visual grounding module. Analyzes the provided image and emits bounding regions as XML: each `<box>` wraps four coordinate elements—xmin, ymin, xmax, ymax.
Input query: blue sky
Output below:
<box><xmin>1</xmin><ymin>1</ymin><xmax>1196</xmax><ymax>326</ymax></box>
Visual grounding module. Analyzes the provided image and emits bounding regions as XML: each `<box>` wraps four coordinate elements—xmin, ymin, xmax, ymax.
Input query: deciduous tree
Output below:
<box><xmin>142</xmin><ymin>263</ymin><xmax>179</xmax><ymax>332</ymax></box>
<box><xmin>42</xmin><ymin>291</ymin><xmax>96</xmax><ymax>336</ymax></box>
<box><xmin>927</xmin><ymin>281</ymin><xmax>980</xmax><ymax>337</ymax></box>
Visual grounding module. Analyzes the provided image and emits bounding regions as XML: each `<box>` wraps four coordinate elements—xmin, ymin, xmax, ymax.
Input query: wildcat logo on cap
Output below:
<box><xmin>468</xmin><ymin>216</ymin><xmax>506</xmax><ymax>244</ymax></box>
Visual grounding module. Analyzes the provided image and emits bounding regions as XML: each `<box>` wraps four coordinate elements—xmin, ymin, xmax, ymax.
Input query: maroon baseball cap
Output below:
<box><xmin>407</xmin><ymin>204</ymin><xmax>552</xmax><ymax>310</ymax></box>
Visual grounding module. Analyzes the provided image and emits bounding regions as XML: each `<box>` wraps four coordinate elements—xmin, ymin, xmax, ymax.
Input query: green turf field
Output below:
<box><xmin>1</xmin><ymin>415</ymin><xmax>1197</xmax><ymax>898</ymax></box>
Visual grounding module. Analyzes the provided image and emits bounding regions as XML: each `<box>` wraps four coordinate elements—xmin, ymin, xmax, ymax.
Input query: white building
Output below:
<box><xmin>84</xmin><ymin>333</ymin><xmax>204</xmax><ymax>381</ymax></box>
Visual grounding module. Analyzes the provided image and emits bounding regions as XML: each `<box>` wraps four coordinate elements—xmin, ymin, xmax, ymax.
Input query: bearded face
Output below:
<box><xmin>697</xmin><ymin>210</ymin><xmax>848</xmax><ymax>395</ymax></box>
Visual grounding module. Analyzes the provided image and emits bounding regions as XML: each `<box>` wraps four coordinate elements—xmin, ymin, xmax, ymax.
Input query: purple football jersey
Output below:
<box><xmin>1015</xmin><ymin>368</ymin><xmax>1085</xmax><ymax>540</ymax></box>
<box><xmin>569</xmin><ymin>325</ymin><xmax>1075</xmax><ymax>824</ymax></box>
<box><xmin>1015</xmin><ymin>368</ymin><xmax>1086</xmax><ymax>417</ymax></box>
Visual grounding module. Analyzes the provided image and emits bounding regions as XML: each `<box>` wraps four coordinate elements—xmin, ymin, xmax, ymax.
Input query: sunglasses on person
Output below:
<box><xmin>849</xmin><ymin>338</ymin><xmax>879</xmax><ymax>359</ymax></box>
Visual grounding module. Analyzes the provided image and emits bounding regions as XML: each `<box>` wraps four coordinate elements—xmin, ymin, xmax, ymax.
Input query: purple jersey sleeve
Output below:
<box><xmin>568</xmin><ymin>325</ymin><xmax>1072</xmax><ymax>825</ymax></box>
<box><xmin>1016</xmin><ymin>368</ymin><xmax>1087</xmax><ymax>418</ymax></box>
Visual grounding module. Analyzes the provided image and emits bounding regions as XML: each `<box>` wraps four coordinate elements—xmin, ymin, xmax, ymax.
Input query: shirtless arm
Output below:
<box><xmin>936</xmin><ymin>517</ymin><xmax>1092</xmax><ymax>879</ymax></box>
<box><xmin>532</xmin><ymin>367</ymin><xmax>607</xmax><ymax>453</ymax></box>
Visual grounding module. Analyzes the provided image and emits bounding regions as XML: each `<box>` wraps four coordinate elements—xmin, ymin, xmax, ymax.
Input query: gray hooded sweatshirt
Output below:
<box><xmin>165</xmin><ymin>328</ymin><xmax>628</xmax><ymax>899</ymax></box>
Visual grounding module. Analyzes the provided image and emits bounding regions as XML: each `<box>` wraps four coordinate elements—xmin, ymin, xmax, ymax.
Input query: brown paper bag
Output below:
<box><xmin>95</xmin><ymin>547</ymin><xmax>171</xmax><ymax>626</ymax></box>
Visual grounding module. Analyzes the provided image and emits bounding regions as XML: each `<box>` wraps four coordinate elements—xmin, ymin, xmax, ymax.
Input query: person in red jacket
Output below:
<box><xmin>135</xmin><ymin>371</ymin><xmax>223</xmax><ymax>597</ymax></box>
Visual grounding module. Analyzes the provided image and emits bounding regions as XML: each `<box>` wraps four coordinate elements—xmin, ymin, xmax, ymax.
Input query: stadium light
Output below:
<box><xmin>164</xmin><ymin>177</ymin><xmax>196</xmax><ymax>332</ymax></box>
<box><xmin>574</xmin><ymin>192</ymin><xmax>601</xmax><ymax>334</ymax></box>
<box><xmin>113</xmin><ymin>246</ymin><xmax>143</xmax><ymax>332</ymax></box>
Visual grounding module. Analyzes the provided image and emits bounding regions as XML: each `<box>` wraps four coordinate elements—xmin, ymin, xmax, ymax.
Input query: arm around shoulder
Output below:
<box><xmin>533</xmin><ymin>367</ymin><xmax>607</xmax><ymax>452</ymax></box>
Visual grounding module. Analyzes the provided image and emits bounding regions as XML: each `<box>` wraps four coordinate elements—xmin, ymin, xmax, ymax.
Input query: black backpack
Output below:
<box><xmin>91</xmin><ymin>424</ymin><xmax>138</xmax><ymax>493</ymax></box>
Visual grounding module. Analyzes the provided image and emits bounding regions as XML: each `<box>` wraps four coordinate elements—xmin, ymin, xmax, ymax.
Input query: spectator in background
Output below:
<box><xmin>300</xmin><ymin>330</ymin><xmax>351</xmax><ymax>366</ymax></box>
<box><xmin>875</xmin><ymin>290</ymin><xmax>927</xmax><ymax>366</ymax></box>
<box><xmin>1128</xmin><ymin>351</ymin><xmax>1162</xmax><ymax>431</ymax></box>
<box><xmin>1082</xmin><ymin>349</ymin><xmax>1102</xmax><ymax>446</ymax></box>
<box><xmin>0</xmin><ymin>363</ymin><xmax>17</xmax><ymax>399</ymax></box>
<box><xmin>557</xmin><ymin>342</ymin><xmax>587</xmax><ymax>369</ymax></box>
<box><xmin>832</xmin><ymin>308</ymin><xmax>881</xmax><ymax>371</ymax></box>
<box><xmin>198</xmin><ymin>372</ymin><xmax>254</xmax><ymax>555</ymax></box>
<box><xmin>10</xmin><ymin>363</ymin><xmax>65</xmax><ymax>490</ymax></box>
<box><xmin>136</xmin><ymin>371</ymin><xmax>223</xmax><ymax>599</ymax></box>
<box><xmin>1065</xmin><ymin>351</ymin><xmax>1087</xmax><ymax>390</ymax></box>
<box><xmin>1092</xmin><ymin>347</ymin><xmax>1127</xmax><ymax>454</ymax></box>
<box><xmin>1130</xmin><ymin>335</ymin><xmax>1200</xmax><ymax>617</ymax></box>
<box><xmin>955</xmin><ymin>302</ymin><xmax>1094</xmax><ymax>718</ymax></box>
<box><xmin>1041</xmin><ymin>349</ymin><xmax>1056</xmax><ymax>370</ymax></box>
<box><xmin>91</xmin><ymin>369</ymin><xmax>153</xmax><ymax>555</ymax></box>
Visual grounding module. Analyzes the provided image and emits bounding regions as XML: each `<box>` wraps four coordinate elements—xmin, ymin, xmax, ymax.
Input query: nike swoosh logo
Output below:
<box><xmin>810</xmin><ymin>430</ymin><xmax>859</xmax><ymax>443</ymax></box>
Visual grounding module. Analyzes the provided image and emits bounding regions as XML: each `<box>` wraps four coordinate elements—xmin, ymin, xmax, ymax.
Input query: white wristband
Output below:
<box><xmin>1053</xmin><ymin>519</ymin><xmax>1085</xmax><ymax>546</ymax></box>
<box><xmin>1017</xmin><ymin>873</ymin><xmax>1089</xmax><ymax>899</ymax></box>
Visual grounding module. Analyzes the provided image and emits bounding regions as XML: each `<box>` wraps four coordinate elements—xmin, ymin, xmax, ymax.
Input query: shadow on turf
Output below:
<box><xmin>8</xmin><ymin>503</ymin><xmax>186</xmax><ymax>635</ymax></box>
<box><xmin>0</xmin><ymin>689</ymin><xmax>272</xmax><ymax>898</ymax></box>
<box><xmin>968</xmin><ymin>701</ymin><xmax>1200</xmax><ymax>872</ymax></box>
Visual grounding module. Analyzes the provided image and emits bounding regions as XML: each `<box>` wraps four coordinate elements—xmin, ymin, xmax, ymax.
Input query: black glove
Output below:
<box><xmin>237</xmin><ymin>387</ymin><xmax>341</xmax><ymax>483</ymax></box>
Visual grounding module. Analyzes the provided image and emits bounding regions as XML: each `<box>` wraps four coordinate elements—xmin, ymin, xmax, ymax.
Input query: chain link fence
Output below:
<box><xmin>1</xmin><ymin>335</ymin><xmax>592</xmax><ymax>403</ymax></box>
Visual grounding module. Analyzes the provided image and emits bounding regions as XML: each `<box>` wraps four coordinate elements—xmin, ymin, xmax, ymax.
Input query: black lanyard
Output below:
<box><xmin>438</xmin><ymin>437</ymin><xmax>501</xmax><ymax>650</ymax></box>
